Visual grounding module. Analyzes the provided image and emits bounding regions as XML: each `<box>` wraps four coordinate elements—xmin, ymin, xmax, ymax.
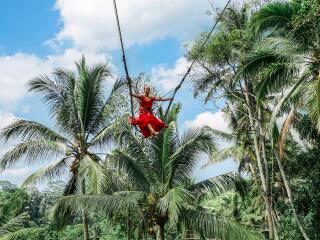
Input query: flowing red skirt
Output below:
<box><xmin>129</xmin><ymin>110</ymin><xmax>167</xmax><ymax>138</ymax></box>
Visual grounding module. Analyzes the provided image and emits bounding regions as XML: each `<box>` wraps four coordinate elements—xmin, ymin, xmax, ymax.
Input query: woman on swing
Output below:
<box><xmin>129</xmin><ymin>86</ymin><xmax>173</xmax><ymax>138</ymax></box>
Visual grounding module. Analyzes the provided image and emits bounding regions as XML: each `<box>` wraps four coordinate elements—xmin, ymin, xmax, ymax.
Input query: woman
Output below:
<box><xmin>129</xmin><ymin>86</ymin><xmax>173</xmax><ymax>138</ymax></box>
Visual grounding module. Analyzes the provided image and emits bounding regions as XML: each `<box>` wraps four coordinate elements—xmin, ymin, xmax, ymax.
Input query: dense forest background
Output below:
<box><xmin>0</xmin><ymin>0</ymin><xmax>320</xmax><ymax>239</ymax></box>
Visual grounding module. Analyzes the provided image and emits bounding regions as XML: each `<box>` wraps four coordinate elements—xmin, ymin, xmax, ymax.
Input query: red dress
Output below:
<box><xmin>129</xmin><ymin>96</ymin><xmax>168</xmax><ymax>138</ymax></box>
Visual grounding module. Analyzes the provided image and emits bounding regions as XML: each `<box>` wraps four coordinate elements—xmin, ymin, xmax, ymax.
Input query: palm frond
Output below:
<box><xmin>256</xmin><ymin>62</ymin><xmax>299</xmax><ymax>102</ymax></box>
<box><xmin>203</xmin><ymin>146</ymin><xmax>242</xmax><ymax>167</ymax></box>
<box><xmin>190</xmin><ymin>172</ymin><xmax>246</xmax><ymax>198</ymax></box>
<box><xmin>113</xmin><ymin>191</ymin><xmax>146</xmax><ymax>201</ymax></box>
<box><xmin>151</xmin><ymin>121</ymin><xmax>178</xmax><ymax>185</ymax></box>
<box><xmin>180</xmin><ymin>209</ymin><xmax>261</xmax><ymax>240</ymax></box>
<box><xmin>278</xmin><ymin>106</ymin><xmax>295</xmax><ymax>157</ymax></box>
<box><xmin>51</xmin><ymin>194</ymin><xmax>141</xmax><ymax>230</ymax></box>
<box><xmin>78</xmin><ymin>154</ymin><xmax>104</xmax><ymax>194</ymax></box>
<box><xmin>204</xmin><ymin>127</ymin><xmax>233</xmax><ymax>142</ymax></box>
<box><xmin>170</xmin><ymin>128</ymin><xmax>217</xmax><ymax>184</ymax></box>
<box><xmin>76</xmin><ymin>57</ymin><xmax>112</xmax><ymax>132</ymax></box>
<box><xmin>63</xmin><ymin>174</ymin><xmax>79</xmax><ymax>196</ymax></box>
<box><xmin>305</xmin><ymin>72</ymin><xmax>320</xmax><ymax>130</ymax></box>
<box><xmin>158</xmin><ymin>186</ymin><xmax>194</xmax><ymax>226</ymax></box>
<box><xmin>87</xmin><ymin>77</ymin><xmax>126</xmax><ymax>135</ymax></box>
<box><xmin>251</xmin><ymin>1</ymin><xmax>300</xmax><ymax>34</ymax></box>
<box><xmin>29</xmin><ymin>71</ymin><xmax>80</xmax><ymax>136</ymax></box>
<box><xmin>0</xmin><ymin>120</ymin><xmax>68</xmax><ymax>143</ymax></box>
<box><xmin>241</xmin><ymin>49</ymin><xmax>294</xmax><ymax>80</ymax></box>
<box><xmin>0</xmin><ymin>140</ymin><xmax>67</xmax><ymax>170</ymax></box>
<box><xmin>163</xmin><ymin>103</ymin><xmax>181</xmax><ymax>124</ymax></box>
<box><xmin>89</xmin><ymin>120</ymin><xmax>123</xmax><ymax>148</ymax></box>
<box><xmin>110</xmin><ymin>149</ymin><xmax>150</xmax><ymax>189</ymax></box>
<box><xmin>22</xmin><ymin>157</ymin><xmax>70</xmax><ymax>187</ymax></box>
<box><xmin>269</xmin><ymin>74</ymin><xmax>307</xmax><ymax>138</ymax></box>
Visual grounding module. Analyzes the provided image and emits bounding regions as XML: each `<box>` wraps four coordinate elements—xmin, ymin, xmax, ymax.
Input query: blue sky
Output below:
<box><xmin>0</xmin><ymin>0</ymin><xmax>236</xmax><ymax>185</ymax></box>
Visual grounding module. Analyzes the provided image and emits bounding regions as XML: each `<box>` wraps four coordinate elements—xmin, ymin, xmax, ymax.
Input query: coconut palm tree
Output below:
<box><xmin>0</xmin><ymin>57</ymin><xmax>125</xmax><ymax>240</ymax></box>
<box><xmin>239</xmin><ymin>2</ymin><xmax>320</xmax><ymax>238</ymax></box>
<box><xmin>51</xmin><ymin>105</ymin><xmax>260</xmax><ymax>240</ymax></box>
<box><xmin>246</xmin><ymin>0</ymin><xmax>320</xmax><ymax>130</ymax></box>
<box><xmin>189</xmin><ymin>4</ymin><xmax>279</xmax><ymax>238</ymax></box>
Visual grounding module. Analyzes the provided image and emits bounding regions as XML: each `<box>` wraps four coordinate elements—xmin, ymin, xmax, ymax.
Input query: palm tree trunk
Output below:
<box><xmin>127</xmin><ymin>208</ymin><xmax>132</xmax><ymax>240</ymax></box>
<box><xmin>243</xmin><ymin>80</ymin><xmax>274</xmax><ymax>239</ymax></box>
<box><xmin>81</xmin><ymin>180</ymin><xmax>90</xmax><ymax>240</ymax></box>
<box><xmin>159</xmin><ymin>222</ymin><xmax>165</xmax><ymax>240</ymax></box>
<box><xmin>271</xmin><ymin>208</ymin><xmax>279</xmax><ymax>240</ymax></box>
<box><xmin>82</xmin><ymin>209</ymin><xmax>89</xmax><ymax>240</ymax></box>
<box><xmin>274</xmin><ymin>151</ymin><xmax>310</xmax><ymax>240</ymax></box>
<box><xmin>258</xmin><ymin>107</ymin><xmax>279</xmax><ymax>239</ymax></box>
<box><xmin>249</xmin><ymin>163</ymin><xmax>257</xmax><ymax>181</ymax></box>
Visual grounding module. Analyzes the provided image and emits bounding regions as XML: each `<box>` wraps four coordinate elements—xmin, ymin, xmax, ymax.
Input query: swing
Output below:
<box><xmin>128</xmin><ymin>87</ymin><xmax>173</xmax><ymax>138</ymax></box>
<box><xmin>112</xmin><ymin>0</ymin><xmax>231</xmax><ymax>138</ymax></box>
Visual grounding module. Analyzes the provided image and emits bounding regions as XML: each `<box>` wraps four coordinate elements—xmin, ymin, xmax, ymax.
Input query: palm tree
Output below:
<box><xmin>0</xmin><ymin>57</ymin><xmax>124</xmax><ymax>240</ymax></box>
<box><xmin>51</xmin><ymin>105</ymin><xmax>259</xmax><ymax>240</ymax></box>
<box><xmin>239</xmin><ymin>2</ymin><xmax>320</xmax><ymax>239</ymax></box>
<box><xmin>246</xmin><ymin>0</ymin><xmax>320</xmax><ymax>130</ymax></box>
<box><xmin>189</xmin><ymin>4</ymin><xmax>279</xmax><ymax>238</ymax></box>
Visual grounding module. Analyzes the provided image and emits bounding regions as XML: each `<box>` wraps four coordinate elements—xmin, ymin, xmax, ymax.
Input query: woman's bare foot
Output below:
<box><xmin>150</xmin><ymin>131</ymin><xmax>159</xmax><ymax>137</ymax></box>
<box><xmin>148</xmin><ymin>124</ymin><xmax>159</xmax><ymax>137</ymax></box>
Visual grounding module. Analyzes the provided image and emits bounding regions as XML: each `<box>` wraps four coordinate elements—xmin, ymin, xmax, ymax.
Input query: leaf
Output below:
<box><xmin>251</xmin><ymin>1</ymin><xmax>300</xmax><ymax>34</ymax></box>
<box><xmin>0</xmin><ymin>140</ymin><xmax>67</xmax><ymax>170</ymax></box>
<box><xmin>0</xmin><ymin>120</ymin><xmax>67</xmax><ymax>143</ymax></box>
<box><xmin>190</xmin><ymin>172</ymin><xmax>245</xmax><ymax>198</ymax></box>
<box><xmin>203</xmin><ymin>146</ymin><xmax>242</xmax><ymax>167</ymax></box>
<box><xmin>278</xmin><ymin>106</ymin><xmax>295</xmax><ymax>157</ymax></box>
<box><xmin>110</xmin><ymin>149</ymin><xmax>150</xmax><ymax>189</ymax></box>
<box><xmin>158</xmin><ymin>186</ymin><xmax>194</xmax><ymax>226</ymax></box>
<box><xmin>22</xmin><ymin>157</ymin><xmax>71</xmax><ymax>187</ymax></box>
<box><xmin>180</xmin><ymin>209</ymin><xmax>261</xmax><ymax>240</ymax></box>
<box><xmin>269</xmin><ymin>74</ymin><xmax>306</xmax><ymax>140</ymax></box>
<box><xmin>78</xmin><ymin>154</ymin><xmax>104</xmax><ymax>194</ymax></box>
<box><xmin>51</xmin><ymin>194</ymin><xmax>141</xmax><ymax>230</ymax></box>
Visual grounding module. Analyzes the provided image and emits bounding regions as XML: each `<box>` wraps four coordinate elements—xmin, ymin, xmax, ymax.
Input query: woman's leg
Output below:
<box><xmin>148</xmin><ymin>124</ymin><xmax>159</xmax><ymax>136</ymax></box>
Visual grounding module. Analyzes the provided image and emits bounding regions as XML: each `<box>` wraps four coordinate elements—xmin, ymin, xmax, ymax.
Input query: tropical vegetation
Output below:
<box><xmin>0</xmin><ymin>0</ymin><xmax>320</xmax><ymax>239</ymax></box>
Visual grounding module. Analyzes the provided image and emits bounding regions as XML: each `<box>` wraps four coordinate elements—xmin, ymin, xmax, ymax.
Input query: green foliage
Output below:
<box><xmin>189</xmin><ymin>0</ymin><xmax>320</xmax><ymax>239</ymax></box>
<box><xmin>0</xmin><ymin>181</ymin><xmax>129</xmax><ymax>240</ymax></box>
<box><xmin>1</xmin><ymin>1</ymin><xmax>320</xmax><ymax>239</ymax></box>
<box><xmin>50</xmin><ymin>107</ymin><xmax>259</xmax><ymax>239</ymax></box>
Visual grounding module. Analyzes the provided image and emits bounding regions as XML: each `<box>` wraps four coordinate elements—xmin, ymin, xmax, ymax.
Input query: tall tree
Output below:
<box><xmin>0</xmin><ymin>57</ymin><xmax>124</xmax><ymax>240</ymax></box>
<box><xmin>51</xmin><ymin>105</ymin><xmax>259</xmax><ymax>240</ymax></box>
<box><xmin>189</xmin><ymin>3</ymin><xmax>278</xmax><ymax>238</ymax></box>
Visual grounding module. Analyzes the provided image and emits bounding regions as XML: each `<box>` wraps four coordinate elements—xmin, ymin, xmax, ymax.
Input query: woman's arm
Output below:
<box><xmin>153</xmin><ymin>97</ymin><xmax>174</xmax><ymax>102</ymax></box>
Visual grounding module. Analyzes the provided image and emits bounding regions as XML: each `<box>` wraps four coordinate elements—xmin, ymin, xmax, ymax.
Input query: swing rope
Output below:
<box><xmin>164</xmin><ymin>0</ymin><xmax>232</xmax><ymax>118</ymax></box>
<box><xmin>112</xmin><ymin>0</ymin><xmax>232</xmax><ymax>120</ymax></box>
<box><xmin>112</xmin><ymin>0</ymin><xmax>135</xmax><ymax>118</ymax></box>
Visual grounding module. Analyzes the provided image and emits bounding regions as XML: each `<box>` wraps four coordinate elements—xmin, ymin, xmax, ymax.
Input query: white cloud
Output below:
<box><xmin>185</xmin><ymin>111</ymin><xmax>230</xmax><ymax>133</ymax></box>
<box><xmin>0</xmin><ymin>167</ymin><xmax>33</xmax><ymax>185</ymax></box>
<box><xmin>53</xmin><ymin>0</ymin><xmax>222</xmax><ymax>51</ymax></box>
<box><xmin>186</xmin><ymin>111</ymin><xmax>237</xmax><ymax>179</ymax></box>
<box><xmin>0</xmin><ymin>111</ymin><xmax>16</xmax><ymax>131</ymax></box>
<box><xmin>151</xmin><ymin>57</ymin><xmax>189</xmax><ymax>91</ymax></box>
<box><xmin>1</xmin><ymin>167</ymin><xmax>32</xmax><ymax>177</ymax></box>
<box><xmin>0</xmin><ymin>49</ymin><xmax>111</xmax><ymax>108</ymax></box>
